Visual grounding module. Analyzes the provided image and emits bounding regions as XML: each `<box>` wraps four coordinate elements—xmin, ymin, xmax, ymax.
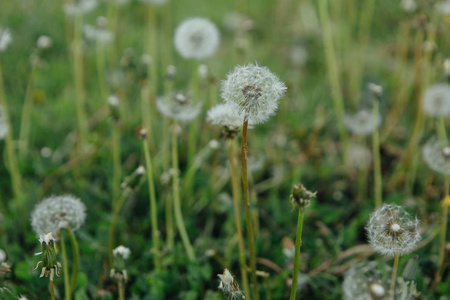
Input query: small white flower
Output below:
<box><xmin>37</xmin><ymin>35</ymin><xmax>52</xmax><ymax>49</ymax></box>
<box><xmin>113</xmin><ymin>245</ymin><xmax>131</xmax><ymax>260</ymax></box>
<box><xmin>0</xmin><ymin>27</ymin><xmax>12</xmax><ymax>52</ymax></box>
<box><xmin>63</xmin><ymin>0</ymin><xmax>98</xmax><ymax>16</ymax></box>
<box><xmin>344</xmin><ymin>109</ymin><xmax>380</xmax><ymax>136</ymax></box>
<box><xmin>31</xmin><ymin>195</ymin><xmax>87</xmax><ymax>236</ymax></box>
<box><xmin>174</xmin><ymin>18</ymin><xmax>220</xmax><ymax>60</ymax></box>
<box><xmin>366</xmin><ymin>204</ymin><xmax>421</xmax><ymax>256</ymax></box>
<box><xmin>221</xmin><ymin>63</ymin><xmax>287</xmax><ymax>124</ymax></box>
<box><xmin>423</xmin><ymin>138</ymin><xmax>450</xmax><ymax>175</ymax></box>
<box><xmin>0</xmin><ymin>105</ymin><xmax>9</xmax><ymax>140</ymax></box>
<box><xmin>422</xmin><ymin>83</ymin><xmax>450</xmax><ymax>117</ymax></box>
<box><xmin>157</xmin><ymin>92</ymin><xmax>202</xmax><ymax>122</ymax></box>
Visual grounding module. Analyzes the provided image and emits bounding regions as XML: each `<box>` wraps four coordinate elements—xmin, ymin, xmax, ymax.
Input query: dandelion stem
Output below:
<box><xmin>172</xmin><ymin>120</ymin><xmax>196</xmax><ymax>261</ymax></box>
<box><xmin>50</xmin><ymin>279</ymin><xmax>55</xmax><ymax>300</ymax></box>
<box><xmin>389</xmin><ymin>254</ymin><xmax>400</xmax><ymax>299</ymax></box>
<box><xmin>436</xmin><ymin>176</ymin><xmax>449</xmax><ymax>283</ymax></box>
<box><xmin>289</xmin><ymin>207</ymin><xmax>305</xmax><ymax>300</ymax></box>
<box><xmin>112</xmin><ymin>124</ymin><xmax>122</xmax><ymax>206</ymax></box>
<box><xmin>60</xmin><ymin>233</ymin><xmax>71</xmax><ymax>300</ymax></box>
<box><xmin>228</xmin><ymin>139</ymin><xmax>251</xmax><ymax>300</ymax></box>
<box><xmin>118</xmin><ymin>279</ymin><xmax>125</xmax><ymax>300</ymax></box>
<box><xmin>241</xmin><ymin>118</ymin><xmax>259</xmax><ymax>300</ymax></box>
<box><xmin>372</xmin><ymin>100</ymin><xmax>382</xmax><ymax>208</ymax></box>
<box><xmin>318</xmin><ymin>0</ymin><xmax>349</xmax><ymax>163</ymax></box>
<box><xmin>66</xmin><ymin>224</ymin><xmax>80</xmax><ymax>293</ymax></box>
<box><xmin>108</xmin><ymin>188</ymin><xmax>132</xmax><ymax>264</ymax></box>
<box><xmin>143</xmin><ymin>139</ymin><xmax>162</xmax><ymax>271</ymax></box>
<box><xmin>19</xmin><ymin>64</ymin><xmax>37</xmax><ymax>157</ymax></box>
<box><xmin>187</xmin><ymin>60</ymin><xmax>200</xmax><ymax>174</ymax></box>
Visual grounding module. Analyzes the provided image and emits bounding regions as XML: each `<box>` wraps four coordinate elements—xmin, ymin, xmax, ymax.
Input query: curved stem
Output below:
<box><xmin>60</xmin><ymin>234</ymin><xmax>71</xmax><ymax>300</ymax></box>
<box><xmin>228</xmin><ymin>139</ymin><xmax>250</xmax><ymax>300</ymax></box>
<box><xmin>172</xmin><ymin>121</ymin><xmax>196</xmax><ymax>261</ymax></box>
<box><xmin>143</xmin><ymin>139</ymin><xmax>161</xmax><ymax>271</ymax></box>
<box><xmin>389</xmin><ymin>254</ymin><xmax>400</xmax><ymax>299</ymax></box>
<box><xmin>66</xmin><ymin>224</ymin><xmax>80</xmax><ymax>293</ymax></box>
<box><xmin>289</xmin><ymin>208</ymin><xmax>305</xmax><ymax>300</ymax></box>
<box><xmin>241</xmin><ymin>119</ymin><xmax>258</xmax><ymax>300</ymax></box>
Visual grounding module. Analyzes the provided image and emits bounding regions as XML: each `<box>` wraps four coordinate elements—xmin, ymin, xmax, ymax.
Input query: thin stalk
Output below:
<box><xmin>289</xmin><ymin>208</ymin><xmax>305</xmax><ymax>300</ymax></box>
<box><xmin>228</xmin><ymin>139</ymin><xmax>250</xmax><ymax>300</ymax></box>
<box><xmin>241</xmin><ymin>119</ymin><xmax>258</xmax><ymax>300</ymax></box>
<box><xmin>171</xmin><ymin>120</ymin><xmax>196</xmax><ymax>261</ymax></box>
<box><xmin>108</xmin><ymin>189</ymin><xmax>131</xmax><ymax>264</ymax></box>
<box><xmin>318</xmin><ymin>0</ymin><xmax>349</xmax><ymax>162</ymax></box>
<box><xmin>147</xmin><ymin>4</ymin><xmax>158</xmax><ymax>96</ymax></box>
<box><xmin>436</xmin><ymin>176</ymin><xmax>449</xmax><ymax>282</ymax></box>
<box><xmin>389</xmin><ymin>254</ymin><xmax>400</xmax><ymax>299</ymax></box>
<box><xmin>19</xmin><ymin>64</ymin><xmax>37</xmax><ymax>157</ymax></box>
<box><xmin>112</xmin><ymin>124</ymin><xmax>121</xmax><ymax>206</ymax></box>
<box><xmin>60</xmin><ymin>234</ymin><xmax>71</xmax><ymax>300</ymax></box>
<box><xmin>372</xmin><ymin>101</ymin><xmax>382</xmax><ymax>208</ymax></box>
<box><xmin>66</xmin><ymin>224</ymin><xmax>80</xmax><ymax>293</ymax></box>
<box><xmin>50</xmin><ymin>279</ymin><xmax>56</xmax><ymax>300</ymax></box>
<box><xmin>0</xmin><ymin>63</ymin><xmax>22</xmax><ymax>201</ymax></box>
<box><xmin>264</xmin><ymin>276</ymin><xmax>272</xmax><ymax>300</ymax></box>
<box><xmin>187</xmin><ymin>60</ymin><xmax>200</xmax><ymax>171</ymax></box>
<box><xmin>141</xmin><ymin>86</ymin><xmax>156</xmax><ymax>157</ymax></box>
<box><xmin>95</xmin><ymin>42</ymin><xmax>107</xmax><ymax>100</ymax></box>
<box><xmin>143</xmin><ymin>139</ymin><xmax>162</xmax><ymax>271</ymax></box>
<box><xmin>118</xmin><ymin>279</ymin><xmax>125</xmax><ymax>300</ymax></box>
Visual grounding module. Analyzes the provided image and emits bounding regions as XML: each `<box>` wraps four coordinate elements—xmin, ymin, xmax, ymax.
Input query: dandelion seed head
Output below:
<box><xmin>423</xmin><ymin>138</ymin><xmax>450</xmax><ymax>175</ymax></box>
<box><xmin>31</xmin><ymin>195</ymin><xmax>87</xmax><ymax>236</ymax></box>
<box><xmin>347</xmin><ymin>143</ymin><xmax>372</xmax><ymax>169</ymax></box>
<box><xmin>344</xmin><ymin>109</ymin><xmax>380</xmax><ymax>136</ymax></box>
<box><xmin>221</xmin><ymin>63</ymin><xmax>287</xmax><ymax>124</ymax></box>
<box><xmin>113</xmin><ymin>245</ymin><xmax>131</xmax><ymax>260</ymax></box>
<box><xmin>83</xmin><ymin>24</ymin><xmax>114</xmax><ymax>44</ymax></box>
<box><xmin>174</xmin><ymin>18</ymin><xmax>220</xmax><ymax>59</ymax></box>
<box><xmin>157</xmin><ymin>91</ymin><xmax>202</xmax><ymax>122</ymax></box>
<box><xmin>63</xmin><ymin>0</ymin><xmax>97</xmax><ymax>16</ymax></box>
<box><xmin>37</xmin><ymin>35</ymin><xmax>52</xmax><ymax>49</ymax></box>
<box><xmin>436</xmin><ymin>0</ymin><xmax>450</xmax><ymax>15</ymax></box>
<box><xmin>0</xmin><ymin>27</ymin><xmax>12</xmax><ymax>52</ymax></box>
<box><xmin>366</xmin><ymin>204</ymin><xmax>421</xmax><ymax>256</ymax></box>
<box><xmin>422</xmin><ymin>83</ymin><xmax>450</xmax><ymax>117</ymax></box>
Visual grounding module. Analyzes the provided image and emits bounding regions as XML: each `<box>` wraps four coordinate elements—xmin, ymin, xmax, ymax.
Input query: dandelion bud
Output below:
<box><xmin>110</xmin><ymin>245</ymin><xmax>130</xmax><ymax>282</ymax></box>
<box><xmin>121</xmin><ymin>166</ymin><xmax>146</xmax><ymax>190</ymax></box>
<box><xmin>368</xmin><ymin>83</ymin><xmax>383</xmax><ymax>99</ymax></box>
<box><xmin>0</xmin><ymin>27</ymin><xmax>12</xmax><ymax>52</ymax></box>
<box><xmin>107</xmin><ymin>95</ymin><xmax>120</xmax><ymax>121</ymax></box>
<box><xmin>37</xmin><ymin>35</ymin><xmax>52</xmax><ymax>50</ymax></box>
<box><xmin>217</xmin><ymin>268</ymin><xmax>244</xmax><ymax>300</ymax></box>
<box><xmin>135</xmin><ymin>125</ymin><xmax>147</xmax><ymax>139</ymax></box>
<box><xmin>401</xmin><ymin>255</ymin><xmax>419</xmax><ymax>282</ymax></box>
<box><xmin>366</xmin><ymin>204</ymin><xmax>421</xmax><ymax>256</ymax></box>
<box><xmin>290</xmin><ymin>184</ymin><xmax>316</xmax><ymax>210</ymax></box>
<box><xmin>34</xmin><ymin>233</ymin><xmax>62</xmax><ymax>281</ymax></box>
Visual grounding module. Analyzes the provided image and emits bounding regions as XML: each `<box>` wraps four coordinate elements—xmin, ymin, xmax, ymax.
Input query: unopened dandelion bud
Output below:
<box><xmin>217</xmin><ymin>269</ymin><xmax>244</xmax><ymax>300</ymax></box>
<box><xmin>34</xmin><ymin>233</ymin><xmax>62</xmax><ymax>281</ymax></box>
<box><xmin>121</xmin><ymin>166</ymin><xmax>146</xmax><ymax>190</ymax></box>
<box><xmin>368</xmin><ymin>83</ymin><xmax>383</xmax><ymax>99</ymax></box>
<box><xmin>290</xmin><ymin>184</ymin><xmax>316</xmax><ymax>210</ymax></box>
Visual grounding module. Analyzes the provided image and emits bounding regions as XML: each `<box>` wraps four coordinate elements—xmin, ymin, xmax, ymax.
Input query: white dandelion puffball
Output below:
<box><xmin>0</xmin><ymin>27</ymin><xmax>12</xmax><ymax>52</ymax></box>
<box><xmin>37</xmin><ymin>35</ymin><xmax>52</xmax><ymax>49</ymax></box>
<box><xmin>343</xmin><ymin>261</ymin><xmax>391</xmax><ymax>300</ymax></box>
<box><xmin>174</xmin><ymin>18</ymin><xmax>220</xmax><ymax>59</ymax></box>
<box><xmin>221</xmin><ymin>63</ymin><xmax>287</xmax><ymax>124</ymax></box>
<box><xmin>31</xmin><ymin>195</ymin><xmax>87</xmax><ymax>236</ymax></box>
<box><xmin>422</xmin><ymin>83</ymin><xmax>450</xmax><ymax>117</ymax></box>
<box><xmin>63</xmin><ymin>0</ymin><xmax>97</xmax><ymax>16</ymax></box>
<box><xmin>0</xmin><ymin>105</ymin><xmax>9</xmax><ymax>140</ymax></box>
<box><xmin>83</xmin><ymin>24</ymin><xmax>114</xmax><ymax>44</ymax></box>
<box><xmin>113</xmin><ymin>245</ymin><xmax>131</xmax><ymax>260</ymax></box>
<box><xmin>423</xmin><ymin>138</ymin><xmax>450</xmax><ymax>175</ymax></box>
<box><xmin>207</xmin><ymin>103</ymin><xmax>246</xmax><ymax>128</ymax></box>
<box><xmin>157</xmin><ymin>92</ymin><xmax>201</xmax><ymax>122</ymax></box>
<box><xmin>366</xmin><ymin>204</ymin><xmax>421</xmax><ymax>257</ymax></box>
<box><xmin>344</xmin><ymin>109</ymin><xmax>381</xmax><ymax>136</ymax></box>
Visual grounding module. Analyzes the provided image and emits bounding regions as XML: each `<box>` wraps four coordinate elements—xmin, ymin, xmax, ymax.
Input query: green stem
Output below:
<box><xmin>187</xmin><ymin>60</ymin><xmax>200</xmax><ymax>172</ymax></box>
<box><xmin>264</xmin><ymin>275</ymin><xmax>272</xmax><ymax>300</ymax></box>
<box><xmin>50</xmin><ymin>279</ymin><xmax>56</xmax><ymax>300</ymax></box>
<box><xmin>118</xmin><ymin>279</ymin><xmax>125</xmax><ymax>300</ymax></box>
<box><xmin>108</xmin><ymin>189</ymin><xmax>131</xmax><ymax>264</ymax></box>
<box><xmin>228</xmin><ymin>139</ymin><xmax>250</xmax><ymax>300</ymax></box>
<box><xmin>112</xmin><ymin>124</ymin><xmax>121</xmax><ymax>206</ymax></box>
<box><xmin>389</xmin><ymin>254</ymin><xmax>400</xmax><ymax>300</ymax></box>
<box><xmin>318</xmin><ymin>0</ymin><xmax>349</xmax><ymax>163</ymax></box>
<box><xmin>436</xmin><ymin>176</ymin><xmax>449</xmax><ymax>282</ymax></box>
<box><xmin>19</xmin><ymin>64</ymin><xmax>37</xmax><ymax>157</ymax></box>
<box><xmin>0</xmin><ymin>62</ymin><xmax>23</xmax><ymax>201</ymax></box>
<box><xmin>172</xmin><ymin>120</ymin><xmax>196</xmax><ymax>261</ymax></box>
<box><xmin>372</xmin><ymin>101</ymin><xmax>382</xmax><ymax>208</ymax></box>
<box><xmin>60</xmin><ymin>234</ymin><xmax>71</xmax><ymax>300</ymax></box>
<box><xmin>65</xmin><ymin>224</ymin><xmax>80</xmax><ymax>293</ymax></box>
<box><xmin>241</xmin><ymin>119</ymin><xmax>258</xmax><ymax>300</ymax></box>
<box><xmin>95</xmin><ymin>42</ymin><xmax>107</xmax><ymax>101</ymax></box>
<box><xmin>289</xmin><ymin>208</ymin><xmax>305</xmax><ymax>300</ymax></box>
<box><xmin>143</xmin><ymin>139</ymin><xmax>162</xmax><ymax>271</ymax></box>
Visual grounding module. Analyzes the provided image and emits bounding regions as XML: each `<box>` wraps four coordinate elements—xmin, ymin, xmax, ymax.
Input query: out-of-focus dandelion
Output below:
<box><xmin>0</xmin><ymin>27</ymin><xmax>12</xmax><ymax>52</ymax></box>
<box><xmin>423</xmin><ymin>138</ymin><xmax>450</xmax><ymax>175</ymax></box>
<box><xmin>0</xmin><ymin>250</ymin><xmax>6</xmax><ymax>263</ymax></box>
<box><xmin>174</xmin><ymin>18</ymin><xmax>220</xmax><ymax>60</ymax></box>
<box><xmin>422</xmin><ymin>83</ymin><xmax>450</xmax><ymax>117</ymax></box>
<box><xmin>0</xmin><ymin>105</ymin><xmax>8</xmax><ymax>140</ymax></box>
<box><xmin>30</xmin><ymin>195</ymin><xmax>87</xmax><ymax>236</ymax></box>
<box><xmin>347</xmin><ymin>143</ymin><xmax>372</xmax><ymax>170</ymax></box>
<box><xmin>342</xmin><ymin>261</ymin><xmax>391</xmax><ymax>300</ymax></box>
<box><xmin>83</xmin><ymin>23</ymin><xmax>114</xmax><ymax>44</ymax></box>
<box><xmin>290</xmin><ymin>46</ymin><xmax>308</xmax><ymax>67</ymax></box>
<box><xmin>63</xmin><ymin>0</ymin><xmax>97</xmax><ymax>16</ymax></box>
<box><xmin>207</xmin><ymin>103</ymin><xmax>246</xmax><ymax>129</ymax></box>
<box><xmin>157</xmin><ymin>91</ymin><xmax>202</xmax><ymax>122</ymax></box>
<box><xmin>344</xmin><ymin>109</ymin><xmax>381</xmax><ymax>136</ymax></box>
<box><xmin>140</xmin><ymin>0</ymin><xmax>168</xmax><ymax>5</ymax></box>
<box><xmin>218</xmin><ymin>268</ymin><xmax>244</xmax><ymax>300</ymax></box>
<box><xmin>436</xmin><ymin>0</ymin><xmax>450</xmax><ymax>15</ymax></box>
<box><xmin>221</xmin><ymin>63</ymin><xmax>287</xmax><ymax>124</ymax></box>
<box><xmin>37</xmin><ymin>35</ymin><xmax>52</xmax><ymax>50</ymax></box>
<box><xmin>401</xmin><ymin>0</ymin><xmax>417</xmax><ymax>12</ymax></box>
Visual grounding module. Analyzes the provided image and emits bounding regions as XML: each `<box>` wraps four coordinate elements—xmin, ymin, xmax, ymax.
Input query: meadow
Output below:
<box><xmin>0</xmin><ymin>0</ymin><xmax>449</xmax><ymax>299</ymax></box>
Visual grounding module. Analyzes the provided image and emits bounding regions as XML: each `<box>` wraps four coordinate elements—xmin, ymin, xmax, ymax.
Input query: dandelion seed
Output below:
<box><xmin>221</xmin><ymin>63</ymin><xmax>287</xmax><ymax>124</ymax></box>
<box><xmin>0</xmin><ymin>27</ymin><xmax>12</xmax><ymax>52</ymax></box>
<box><xmin>218</xmin><ymin>268</ymin><xmax>244</xmax><ymax>300</ymax></box>
<box><xmin>0</xmin><ymin>105</ymin><xmax>9</xmax><ymax>140</ymax></box>
<box><xmin>157</xmin><ymin>91</ymin><xmax>202</xmax><ymax>122</ymax></box>
<box><xmin>344</xmin><ymin>109</ymin><xmax>381</xmax><ymax>136</ymax></box>
<box><xmin>30</xmin><ymin>195</ymin><xmax>87</xmax><ymax>236</ymax></box>
<box><xmin>423</xmin><ymin>138</ymin><xmax>450</xmax><ymax>175</ymax></box>
<box><xmin>343</xmin><ymin>261</ymin><xmax>391</xmax><ymax>300</ymax></box>
<box><xmin>174</xmin><ymin>18</ymin><xmax>220</xmax><ymax>59</ymax></box>
<box><xmin>422</xmin><ymin>83</ymin><xmax>450</xmax><ymax>117</ymax></box>
<box><xmin>366</xmin><ymin>204</ymin><xmax>421</xmax><ymax>257</ymax></box>
<box><xmin>63</xmin><ymin>0</ymin><xmax>97</xmax><ymax>16</ymax></box>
